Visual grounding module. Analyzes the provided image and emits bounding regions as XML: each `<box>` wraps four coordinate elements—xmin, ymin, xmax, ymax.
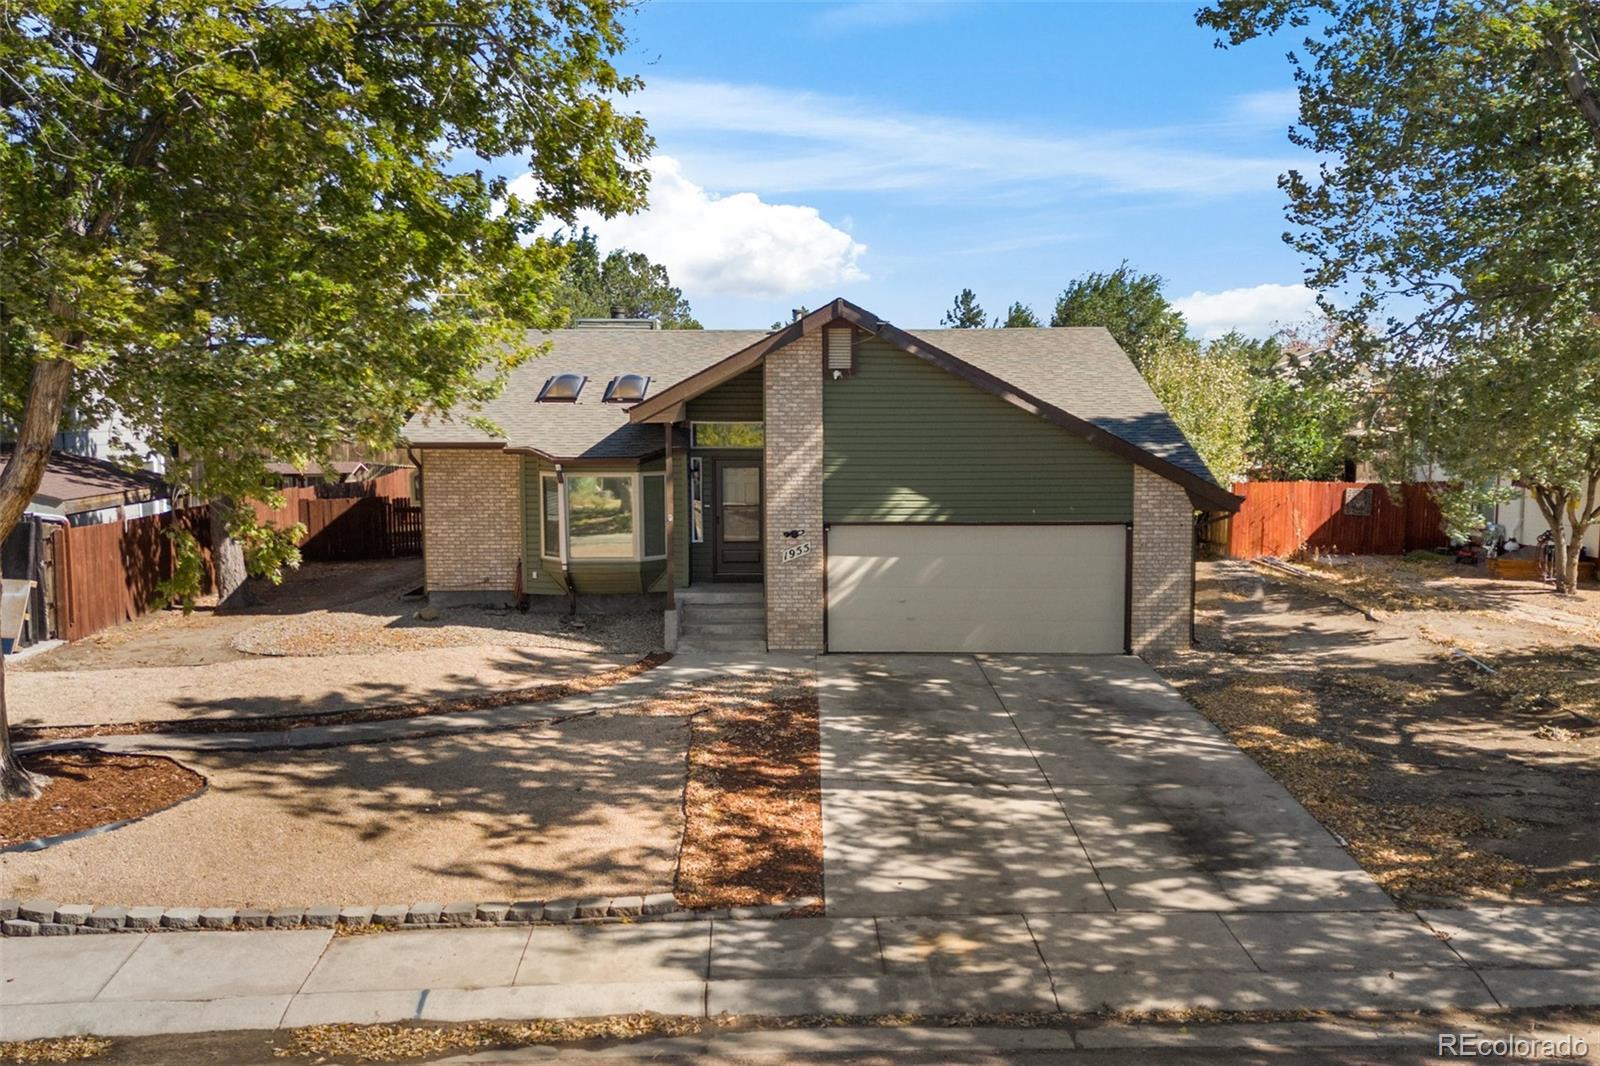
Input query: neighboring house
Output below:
<box><xmin>0</xmin><ymin>449</ymin><xmax>174</xmax><ymax>649</ymax></box>
<box><xmin>403</xmin><ymin>298</ymin><xmax>1241</xmax><ymax>657</ymax></box>
<box><xmin>0</xmin><ymin>447</ymin><xmax>172</xmax><ymax>527</ymax></box>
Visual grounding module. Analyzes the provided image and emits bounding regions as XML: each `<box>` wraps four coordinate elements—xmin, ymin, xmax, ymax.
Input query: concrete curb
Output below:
<box><xmin>0</xmin><ymin>895</ymin><xmax>822</xmax><ymax>937</ymax></box>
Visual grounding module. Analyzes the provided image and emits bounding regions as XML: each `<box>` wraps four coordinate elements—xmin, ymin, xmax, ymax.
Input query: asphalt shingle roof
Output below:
<box><xmin>402</xmin><ymin>324</ymin><xmax>1220</xmax><ymax>489</ymax></box>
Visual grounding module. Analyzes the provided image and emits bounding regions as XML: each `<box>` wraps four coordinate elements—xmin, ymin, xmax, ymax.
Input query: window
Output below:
<box><xmin>689</xmin><ymin>457</ymin><xmax>704</xmax><ymax>543</ymax></box>
<box><xmin>537</xmin><ymin>374</ymin><xmax>586</xmax><ymax>402</ymax></box>
<box><xmin>603</xmin><ymin>374</ymin><xmax>650</xmax><ymax>403</ymax></box>
<box><xmin>541</xmin><ymin>475</ymin><xmax>561</xmax><ymax>558</ymax></box>
<box><xmin>567</xmin><ymin>475</ymin><xmax>634</xmax><ymax>558</ymax></box>
<box><xmin>692</xmin><ymin>422</ymin><xmax>764</xmax><ymax>449</ymax></box>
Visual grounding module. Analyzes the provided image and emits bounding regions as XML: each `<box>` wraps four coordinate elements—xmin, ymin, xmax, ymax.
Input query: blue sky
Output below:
<box><xmin>521</xmin><ymin>1</ymin><xmax>1323</xmax><ymax>336</ymax></box>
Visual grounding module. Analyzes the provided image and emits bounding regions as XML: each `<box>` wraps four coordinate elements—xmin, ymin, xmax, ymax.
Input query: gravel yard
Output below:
<box><xmin>8</xmin><ymin>645</ymin><xmax>634</xmax><ymax>728</ymax></box>
<box><xmin>1159</xmin><ymin>557</ymin><xmax>1600</xmax><ymax>907</ymax></box>
<box><xmin>1</xmin><ymin>712</ymin><xmax>689</xmax><ymax>907</ymax></box>
<box><xmin>1</xmin><ymin>668</ymin><xmax>821</xmax><ymax>911</ymax></box>
<box><xmin>10</xmin><ymin>557</ymin><xmax>661</xmax><ymax>727</ymax></box>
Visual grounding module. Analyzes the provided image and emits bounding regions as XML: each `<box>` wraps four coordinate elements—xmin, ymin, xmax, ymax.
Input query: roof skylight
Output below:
<box><xmin>603</xmin><ymin>374</ymin><xmax>650</xmax><ymax>403</ymax></box>
<box><xmin>537</xmin><ymin>374</ymin><xmax>586</xmax><ymax>402</ymax></box>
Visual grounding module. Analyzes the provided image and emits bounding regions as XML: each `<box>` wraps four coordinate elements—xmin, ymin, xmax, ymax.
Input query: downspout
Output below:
<box><xmin>407</xmin><ymin>447</ymin><xmax>426</xmax><ymax>598</ymax></box>
<box><xmin>555</xmin><ymin>463</ymin><xmax>577</xmax><ymax>615</ymax></box>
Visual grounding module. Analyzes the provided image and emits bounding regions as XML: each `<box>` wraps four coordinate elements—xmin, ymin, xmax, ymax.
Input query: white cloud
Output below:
<box><xmin>632</xmin><ymin>78</ymin><xmax>1300</xmax><ymax>200</ymax></box>
<box><xmin>1173</xmin><ymin>283</ymin><xmax>1321</xmax><ymax>340</ymax></box>
<box><xmin>516</xmin><ymin>157</ymin><xmax>866</xmax><ymax>299</ymax></box>
<box><xmin>1228</xmin><ymin>88</ymin><xmax>1300</xmax><ymax>126</ymax></box>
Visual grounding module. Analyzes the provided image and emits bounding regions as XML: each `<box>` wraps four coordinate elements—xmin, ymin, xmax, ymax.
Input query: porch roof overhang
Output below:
<box><xmin>626</xmin><ymin>298</ymin><xmax>1243</xmax><ymax>513</ymax></box>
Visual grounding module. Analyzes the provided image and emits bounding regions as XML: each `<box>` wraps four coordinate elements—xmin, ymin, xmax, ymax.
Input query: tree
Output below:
<box><xmin>1143</xmin><ymin>337</ymin><xmax>1257</xmax><ymax>485</ymax></box>
<box><xmin>940</xmin><ymin>288</ymin><xmax>987</xmax><ymax>329</ymax></box>
<box><xmin>999</xmin><ymin>302</ymin><xmax>1041</xmax><ymax>328</ymax></box>
<box><xmin>552</xmin><ymin>229</ymin><xmax>700</xmax><ymax>328</ymax></box>
<box><xmin>0</xmin><ymin>0</ymin><xmax>649</xmax><ymax>798</ymax></box>
<box><xmin>1050</xmin><ymin>262</ymin><xmax>1188</xmax><ymax>367</ymax></box>
<box><xmin>1200</xmin><ymin>0</ymin><xmax>1600</xmax><ymax>593</ymax></box>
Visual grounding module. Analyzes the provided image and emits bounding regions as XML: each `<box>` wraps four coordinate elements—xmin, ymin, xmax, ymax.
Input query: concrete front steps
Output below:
<box><xmin>676</xmin><ymin>585</ymin><xmax>766</xmax><ymax>653</ymax></box>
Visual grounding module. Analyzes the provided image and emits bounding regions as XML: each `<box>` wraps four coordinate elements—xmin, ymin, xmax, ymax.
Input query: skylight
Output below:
<box><xmin>603</xmin><ymin>374</ymin><xmax>650</xmax><ymax>403</ymax></box>
<box><xmin>538</xmin><ymin>374</ymin><xmax>586</xmax><ymax>402</ymax></box>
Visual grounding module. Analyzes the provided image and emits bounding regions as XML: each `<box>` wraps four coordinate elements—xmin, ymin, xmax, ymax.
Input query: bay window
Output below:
<box><xmin>540</xmin><ymin>470</ymin><xmax>667</xmax><ymax>562</ymax></box>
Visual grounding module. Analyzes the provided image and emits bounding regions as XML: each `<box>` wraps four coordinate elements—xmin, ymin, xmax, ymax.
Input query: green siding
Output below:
<box><xmin>687</xmin><ymin>365</ymin><xmax>763</xmax><ymax>422</ymax></box>
<box><xmin>823</xmin><ymin>338</ymin><xmax>1133</xmax><ymax>523</ymax></box>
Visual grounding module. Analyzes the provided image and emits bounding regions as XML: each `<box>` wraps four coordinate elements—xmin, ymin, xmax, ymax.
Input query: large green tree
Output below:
<box><xmin>552</xmin><ymin>229</ymin><xmax>700</xmax><ymax>328</ymax></box>
<box><xmin>1200</xmin><ymin>0</ymin><xmax>1600</xmax><ymax>593</ymax></box>
<box><xmin>999</xmin><ymin>302</ymin><xmax>1041</xmax><ymax>328</ymax></box>
<box><xmin>1050</xmin><ymin>262</ymin><xmax>1189</xmax><ymax>367</ymax></box>
<box><xmin>940</xmin><ymin>288</ymin><xmax>987</xmax><ymax>329</ymax></box>
<box><xmin>0</xmin><ymin>0</ymin><xmax>649</xmax><ymax>798</ymax></box>
<box><xmin>1143</xmin><ymin>336</ymin><xmax>1258</xmax><ymax>485</ymax></box>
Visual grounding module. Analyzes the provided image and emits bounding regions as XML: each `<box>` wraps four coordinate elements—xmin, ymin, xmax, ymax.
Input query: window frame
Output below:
<box><xmin>540</xmin><ymin>469</ymin><xmax>669</xmax><ymax>563</ymax></box>
<box><xmin>690</xmin><ymin>421</ymin><xmax>765</xmax><ymax>449</ymax></box>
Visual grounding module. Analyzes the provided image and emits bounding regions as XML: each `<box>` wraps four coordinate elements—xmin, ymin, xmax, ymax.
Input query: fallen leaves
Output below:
<box><xmin>0</xmin><ymin>1037</ymin><xmax>112</xmax><ymax>1063</ymax></box>
<box><xmin>649</xmin><ymin>671</ymin><xmax>824</xmax><ymax>909</ymax></box>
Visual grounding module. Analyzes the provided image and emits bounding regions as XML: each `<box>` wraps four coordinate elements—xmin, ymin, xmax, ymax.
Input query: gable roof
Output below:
<box><xmin>629</xmin><ymin>299</ymin><xmax>1239</xmax><ymax>511</ymax></box>
<box><xmin>1</xmin><ymin>447</ymin><xmax>169</xmax><ymax>515</ymax></box>
<box><xmin>402</xmin><ymin>329</ymin><xmax>768</xmax><ymax>461</ymax></box>
<box><xmin>401</xmin><ymin>299</ymin><xmax>1240</xmax><ymax>510</ymax></box>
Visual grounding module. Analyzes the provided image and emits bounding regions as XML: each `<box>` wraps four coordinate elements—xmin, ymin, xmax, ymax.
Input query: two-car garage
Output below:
<box><xmin>823</xmin><ymin>524</ymin><xmax>1129</xmax><ymax>654</ymax></box>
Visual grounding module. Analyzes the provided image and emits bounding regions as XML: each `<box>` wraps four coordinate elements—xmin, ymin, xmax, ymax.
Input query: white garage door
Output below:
<box><xmin>826</xmin><ymin>524</ymin><xmax>1127</xmax><ymax>653</ymax></box>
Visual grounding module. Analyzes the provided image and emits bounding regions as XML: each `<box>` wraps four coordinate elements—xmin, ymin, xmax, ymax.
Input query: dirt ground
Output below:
<box><xmin>8</xmin><ymin>645</ymin><xmax>634</xmax><ymax>728</ymax></box>
<box><xmin>1</xmin><ymin>712</ymin><xmax>690</xmax><ymax>907</ymax></box>
<box><xmin>1160</xmin><ymin>555</ymin><xmax>1600</xmax><ymax>908</ymax></box>
<box><xmin>17</xmin><ymin>558</ymin><xmax>663</xmax><ymax>671</ymax></box>
<box><xmin>1</xmin><ymin>669</ymin><xmax>822</xmax><ymax>910</ymax></box>
<box><xmin>9</xmin><ymin>558</ymin><xmax>659</xmax><ymax>727</ymax></box>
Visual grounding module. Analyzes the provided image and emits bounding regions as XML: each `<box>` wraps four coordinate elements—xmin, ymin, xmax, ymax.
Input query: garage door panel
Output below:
<box><xmin>826</xmin><ymin>525</ymin><xmax>1126</xmax><ymax>654</ymax></box>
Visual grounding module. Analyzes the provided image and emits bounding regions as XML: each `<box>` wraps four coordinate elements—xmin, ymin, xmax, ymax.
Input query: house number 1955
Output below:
<box><xmin>782</xmin><ymin>542</ymin><xmax>812</xmax><ymax>563</ymax></box>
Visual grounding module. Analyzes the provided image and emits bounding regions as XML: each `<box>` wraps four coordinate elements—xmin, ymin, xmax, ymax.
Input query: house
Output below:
<box><xmin>403</xmin><ymin>299</ymin><xmax>1241</xmax><ymax>657</ymax></box>
<box><xmin>0</xmin><ymin>448</ymin><xmax>174</xmax><ymax>649</ymax></box>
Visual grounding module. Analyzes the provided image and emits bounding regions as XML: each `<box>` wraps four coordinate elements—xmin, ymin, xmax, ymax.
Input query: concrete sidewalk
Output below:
<box><xmin>4</xmin><ymin>906</ymin><xmax>1596</xmax><ymax>1041</ymax></box>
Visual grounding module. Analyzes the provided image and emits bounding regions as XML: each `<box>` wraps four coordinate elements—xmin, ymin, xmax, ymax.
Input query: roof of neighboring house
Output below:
<box><xmin>265</xmin><ymin>460</ymin><xmax>371</xmax><ymax>478</ymax></box>
<box><xmin>402</xmin><ymin>299</ymin><xmax>1236</xmax><ymax>509</ymax></box>
<box><xmin>0</xmin><ymin>447</ymin><xmax>169</xmax><ymax>515</ymax></box>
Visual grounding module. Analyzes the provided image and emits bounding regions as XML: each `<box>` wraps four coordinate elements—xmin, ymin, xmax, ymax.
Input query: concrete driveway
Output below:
<box><xmin>819</xmin><ymin>654</ymin><xmax>1392</xmax><ymax>917</ymax></box>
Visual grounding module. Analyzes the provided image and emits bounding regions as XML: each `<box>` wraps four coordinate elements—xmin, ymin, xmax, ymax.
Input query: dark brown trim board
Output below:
<box><xmin>1124</xmin><ymin>522</ymin><xmax>1135</xmax><ymax>655</ymax></box>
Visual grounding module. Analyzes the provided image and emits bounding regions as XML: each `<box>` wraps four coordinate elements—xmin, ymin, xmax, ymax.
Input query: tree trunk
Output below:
<box><xmin>0</xmin><ymin>357</ymin><xmax>74</xmax><ymax>802</ymax></box>
<box><xmin>208</xmin><ymin>497</ymin><xmax>259</xmax><ymax>610</ymax></box>
<box><xmin>0</xmin><ymin>358</ymin><xmax>75</xmax><ymax>543</ymax></box>
<box><xmin>0</xmin><ymin>651</ymin><xmax>45</xmax><ymax>800</ymax></box>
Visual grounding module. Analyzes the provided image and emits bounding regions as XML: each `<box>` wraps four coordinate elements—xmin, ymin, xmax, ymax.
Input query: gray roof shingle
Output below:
<box><xmin>402</xmin><ymin>324</ymin><xmax>1220</xmax><ymax>490</ymax></box>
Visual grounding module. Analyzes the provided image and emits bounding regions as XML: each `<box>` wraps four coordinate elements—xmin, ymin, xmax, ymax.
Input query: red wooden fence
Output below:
<box><xmin>51</xmin><ymin>472</ymin><xmax>418</xmax><ymax>644</ymax></box>
<box><xmin>1224</xmin><ymin>481</ymin><xmax>1448</xmax><ymax>559</ymax></box>
<box><xmin>56</xmin><ymin>507</ymin><xmax>214</xmax><ymax>642</ymax></box>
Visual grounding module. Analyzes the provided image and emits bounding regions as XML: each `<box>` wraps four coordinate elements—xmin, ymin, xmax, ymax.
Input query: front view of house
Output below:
<box><xmin>404</xmin><ymin>299</ymin><xmax>1241</xmax><ymax>657</ymax></box>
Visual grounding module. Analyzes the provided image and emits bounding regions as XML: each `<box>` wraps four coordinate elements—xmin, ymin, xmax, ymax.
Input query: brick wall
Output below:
<box><xmin>763</xmin><ymin>332</ymin><xmax>825</xmax><ymax>651</ymax></box>
<box><xmin>1130</xmin><ymin>466</ymin><xmax>1193</xmax><ymax>658</ymax></box>
<box><xmin>420</xmin><ymin>448</ymin><xmax>522</xmax><ymax>597</ymax></box>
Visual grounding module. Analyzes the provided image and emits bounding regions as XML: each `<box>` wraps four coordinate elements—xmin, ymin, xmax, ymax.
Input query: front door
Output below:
<box><xmin>714</xmin><ymin>460</ymin><xmax>762</xmax><ymax>579</ymax></box>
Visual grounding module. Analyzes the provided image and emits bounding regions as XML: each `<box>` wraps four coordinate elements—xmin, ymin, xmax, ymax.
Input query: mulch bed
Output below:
<box><xmin>636</xmin><ymin>671</ymin><xmax>823</xmax><ymax>910</ymax></box>
<box><xmin>12</xmin><ymin>654</ymin><xmax>670</xmax><ymax>742</ymax></box>
<box><xmin>0</xmin><ymin>752</ymin><xmax>205</xmax><ymax>848</ymax></box>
